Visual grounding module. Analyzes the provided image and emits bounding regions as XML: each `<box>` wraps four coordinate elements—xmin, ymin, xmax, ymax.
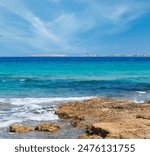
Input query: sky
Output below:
<box><xmin>0</xmin><ymin>0</ymin><xmax>150</xmax><ymax>56</ymax></box>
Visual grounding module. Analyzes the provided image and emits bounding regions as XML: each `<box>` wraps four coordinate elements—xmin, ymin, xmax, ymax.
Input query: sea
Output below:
<box><xmin>0</xmin><ymin>57</ymin><xmax>150</xmax><ymax>138</ymax></box>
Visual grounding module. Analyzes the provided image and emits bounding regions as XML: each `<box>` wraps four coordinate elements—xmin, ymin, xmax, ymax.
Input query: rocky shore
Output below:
<box><xmin>55</xmin><ymin>98</ymin><xmax>150</xmax><ymax>139</ymax></box>
<box><xmin>9</xmin><ymin>98</ymin><xmax>150</xmax><ymax>139</ymax></box>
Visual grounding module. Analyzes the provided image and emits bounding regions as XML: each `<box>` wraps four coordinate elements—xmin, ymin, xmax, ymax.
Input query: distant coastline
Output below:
<box><xmin>31</xmin><ymin>54</ymin><xmax>150</xmax><ymax>57</ymax></box>
<box><xmin>2</xmin><ymin>54</ymin><xmax>150</xmax><ymax>57</ymax></box>
<box><xmin>0</xmin><ymin>54</ymin><xmax>150</xmax><ymax>57</ymax></box>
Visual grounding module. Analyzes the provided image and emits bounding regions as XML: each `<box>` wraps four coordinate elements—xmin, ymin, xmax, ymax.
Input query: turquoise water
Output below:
<box><xmin>0</xmin><ymin>57</ymin><xmax>150</xmax><ymax>131</ymax></box>
<box><xmin>0</xmin><ymin>57</ymin><xmax>150</xmax><ymax>98</ymax></box>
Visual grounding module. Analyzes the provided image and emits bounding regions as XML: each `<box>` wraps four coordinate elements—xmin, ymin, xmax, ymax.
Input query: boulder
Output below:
<box><xmin>10</xmin><ymin>124</ymin><xmax>35</xmax><ymax>133</ymax></box>
<box><xmin>36</xmin><ymin>123</ymin><xmax>60</xmax><ymax>132</ymax></box>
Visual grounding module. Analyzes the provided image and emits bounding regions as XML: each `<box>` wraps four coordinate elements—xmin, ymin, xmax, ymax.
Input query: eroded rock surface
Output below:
<box><xmin>10</xmin><ymin>124</ymin><xmax>35</xmax><ymax>133</ymax></box>
<box><xmin>10</xmin><ymin>122</ymin><xmax>60</xmax><ymax>133</ymax></box>
<box><xmin>9</xmin><ymin>98</ymin><xmax>150</xmax><ymax>138</ymax></box>
<box><xmin>36</xmin><ymin>123</ymin><xmax>60</xmax><ymax>132</ymax></box>
<box><xmin>56</xmin><ymin>98</ymin><xmax>150</xmax><ymax>139</ymax></box>
<box><xmin>77</xmin><ymin>135</ymin><xmax>102</xmax><ymax>139</ymax></box>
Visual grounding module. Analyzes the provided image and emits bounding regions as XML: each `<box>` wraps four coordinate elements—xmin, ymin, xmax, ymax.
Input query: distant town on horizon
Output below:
<box><xmin>30</xmin><ymin>54</ymin><xmax>150</xmax><ymax>57</ymax></box>
<box><xmin>0</xmin><ymin>54</ymin><xmax>150</xmax><ymax>57</ymax></box>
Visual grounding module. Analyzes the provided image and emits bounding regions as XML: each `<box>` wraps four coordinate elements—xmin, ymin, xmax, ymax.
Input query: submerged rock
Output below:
<box><xmin>35</xmin><ymin>123</ymin><xmax>60</xmax><ymax>132</ymax></box>
<box><xmin>10</xmin><ymin>124</ymin><xmax>35</xmax><ymax>133</ymax></box>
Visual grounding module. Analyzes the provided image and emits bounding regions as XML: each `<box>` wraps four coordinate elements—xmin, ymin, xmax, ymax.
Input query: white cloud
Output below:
<box><xmin>86</xmin><ymin>0</ymin><xmax>150</xmax><ymax>23</ymax></box>
<box><xmin>75</xmin><ymin>0</ymin><xmax>150</xmax><ymax>36</ymax></box>
<box><xmin>0</xmin><ymin>0</ymin><xmax>74</xmax><ymax>52</ymax></box>
<box><xmin>0</xmin><ymin>0</ymin><xmax>150</xmax><ymax>55</ymax></box>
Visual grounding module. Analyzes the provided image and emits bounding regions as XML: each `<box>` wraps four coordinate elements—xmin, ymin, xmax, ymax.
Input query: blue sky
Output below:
<box><xmin>0</xmin><ymin>0</ymin><xmax>150</xmax><ymax>56</ymax></box>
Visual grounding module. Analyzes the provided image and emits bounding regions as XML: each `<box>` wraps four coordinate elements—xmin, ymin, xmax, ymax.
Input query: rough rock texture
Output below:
<box><xmin>136</xmin><ymin>111</ymin><xmax>150</xmax><ymax>120</ymax></box>
<box><xmin>77</xmin><ymin>135</ymin><xmax>102</xmax><ymax>139</ymax></box>
<box><xmin>87</xmin><ymin>120</ymin><xmax>150</xmax><ymax>139</ymax></box>
<box><xmin>35</xmin><ymin>123</ymin><xmax>60</xmax><ymax>132</ymax></box>
<box><xmin>10</xmin><ymin>123</ymin><xmax>60</xmax><ymax>133</ymax></box>
<box><xmin>10</xmin><ymin>124</ymin><xmax>35</xmax><ymax>133</ymax></box>
<box><xmin>56</xmin><ymin>98</ymin><xmax>150</xmax><ymax>139</ymax></box>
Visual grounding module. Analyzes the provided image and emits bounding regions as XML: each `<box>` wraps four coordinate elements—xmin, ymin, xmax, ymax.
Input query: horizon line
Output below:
<box><xmin>0</xmin><ymin>54</ymin><xmax>150</xmax><ymax>57</ymax></box>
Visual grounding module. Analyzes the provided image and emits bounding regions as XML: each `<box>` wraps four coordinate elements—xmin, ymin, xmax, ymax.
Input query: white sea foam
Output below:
<box><xmin>20</xmin><ymin>79</ymin><xmax>26</xmax><ymax>82</ymax></box>
<box><xmin>0</xmin><ymin>119</ymin><xmax>23</xmax><ymax>128</ymax></box>
<box><xmin>132</xmin><ymin>99</ymin><xmax>145</xmax><ymax>103</ymax></box>
<box><xmin>0</xmin><ymin>104</ymin><xmax>59</xmax><ymax>128</ymax></box>
<box><xmin>0</xmin><ymin>112</ymin><xmax>59</xmax><ymax>128</ymax></box>
<box><xmin>0</xmin><ymin>96</ymin><xmax>94</xmax><ymax>128</ymax></box>
<box><xmin>136</xmin><ymin>91</ymin><xmax>146</xmax><ymax>94</ymax></box>
<box><xmin>0</xmin><ymin>96</ymin><xmax>94</xmax><ymax>105</ymax></box>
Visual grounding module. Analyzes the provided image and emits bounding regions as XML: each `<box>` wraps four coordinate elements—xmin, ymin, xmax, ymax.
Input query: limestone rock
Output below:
<box><xmin>56</xmin><ymin>97</ymin><xmax>150</xmax><ymax>139</ymax></box>
<box><xmin>10</xmin><ymin>124</ymin><xmax>35</xmax><ymax>133</ymax></box>
<box><xmin>36</xmin><ymin>123</ymin><xmax>60</xmax><ymax>132</ymax></box>
<box><xmin>87</xmin><ymin>120</ymin><xmax>150</xmax><ymax>139</ymax></box>
<box><xmin>77</xmin><ymin>135</ymin><xmax>102</xmax><ymax>139</ymax></box>
<box><xmin>136</xmin><ymin>113</ymin><xmax>150</xmax><ymax>120</ymax></box>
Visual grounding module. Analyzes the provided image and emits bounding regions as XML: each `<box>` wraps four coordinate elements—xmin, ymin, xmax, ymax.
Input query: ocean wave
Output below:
<box><xmin>0</xmin><ymin>110</ymin><xmax>59</xmax><ymax>128</ymax></box>
<box><xmin>136</xmin><ymin>91</ymin><xmax>146</xmax><ymax>94</ymax></box>
<box><xmin>1</xmin><ymin>74</ymin><xmax>150</xmax><ymax>82</ymax></box>
<box><xmin>131</xmin><ymin>100</ymin><xmax>145</xmax><ymax>103</ymax></box>
<box><xmin>0</xmin><ymin>96</ymin><xmax>94</xmax><ymax>105</ymax></box>
<box><xmin>0</xmin><ymin>119</ymin><xmax>23</xmax><ymax>128</ymax></box>
<box><xmin>0</xmin><ymin>96</ymin><xmax>95</xmax><ymax>128</ymax></box>
<box><xmin>20</xmin><ymin>79</ymin><xmax>26</xmax><ymax>82</ymax></box>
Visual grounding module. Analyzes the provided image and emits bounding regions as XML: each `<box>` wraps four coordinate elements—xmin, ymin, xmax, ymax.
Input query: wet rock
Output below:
<box><xmin>86</xmin><ymin>123</ymin><xmax>110</xmax><ymax>138</ymax></box>
<box><xmin>35</xmin><ymin>123</ymin><xmax>60</xmax><ymax>132</ymax></box>
<box><xmin>10</xmin><ymin>122</ymin><xmax>60</xmax><ymax>133</ymax></box>
<box><xmin>10</xmin><ymin>124</ymin><xmax>35</xmax><ymax>133</ymax></box>
<box><xmin>77</xmin><ymin>135</ymin><xmax>102</xmax><ymax>139</ymax></box>
<box><xmin>70</xmin><ymin>119</ymin><xmax>86</xmax><ymax>128</ymax></box>
<box><xmin>56</xmin><ymin>97</ymin><xmax>150</xmax><ymax>139</ymax></box>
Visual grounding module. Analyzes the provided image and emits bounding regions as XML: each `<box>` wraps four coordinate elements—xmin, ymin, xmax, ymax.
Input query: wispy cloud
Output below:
<box><xmin>1</xmin><ymin>0</ymin><xmax>69</xmax><ymax>48</ymax></box>
<box><xmin>78</xmin><ymin>0</ymin><xmax>150</xmax><ymax>33</ymax></box>
<box><xmin>0</xmin><ymin>0</ymin><xmax>150</xmax><ymax>55</ymax></box>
